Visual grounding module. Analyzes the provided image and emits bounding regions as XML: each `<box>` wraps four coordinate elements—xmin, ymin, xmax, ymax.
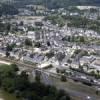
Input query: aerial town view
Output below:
<box><xmin>0</xmin><ymin>0</ymin><xmax>100</xmax><ymax>100</ymax></box>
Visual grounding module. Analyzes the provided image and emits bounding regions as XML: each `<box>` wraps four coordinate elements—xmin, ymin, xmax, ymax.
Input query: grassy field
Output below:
<box><xmin>50</xmin><ymin>76</ymin><xmax>100</xmax><ymax>100</ymax></box>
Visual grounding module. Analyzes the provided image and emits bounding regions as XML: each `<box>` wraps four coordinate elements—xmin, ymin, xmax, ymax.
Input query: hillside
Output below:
<box><xmin>0</xmin><ymin>0</ymin><xmax>100</xmax><ymax>9</ymax></box>
<box><xmin>15</xmin><ymin>0</ymin><xmax>100</xmax><ymax>9</ymax></box>
<box><xmin>0</xmin><ymin>3</ymin><xmax>18</xmax><ymax>16</ymax></box>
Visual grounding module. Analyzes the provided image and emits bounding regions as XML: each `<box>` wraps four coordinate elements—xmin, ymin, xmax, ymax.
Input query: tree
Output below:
<box><xmin>6</xmin><ymin>43</ymin><xmax>16</xmax><ymax>52</ymax></box>
<box><xmin>35</xmin><ymin>70</ymin><xmax>41</xmax><ymax>83</ymax></box>
<box><xmin>2</xmin><ymin>78</ymin><xmax>15</xmax><ymax>93</ymax></box>
<box><xmin>6</xmin><ymin>23</ymin><xmax>11</xmax><ymax>34</ymax></box>
<box><xmin>11</xmin><ymin>64</ymin><xmax>19</xmax><ymax>72</ymax></box>
<box><xmin>25</xmin><ymin>39</ymin><xmax>32</xmax><ymax>46</ymax></box>
<box><xmin>47</xmin><ymin>41</ymin><xmax>51</xmax><ymax>46</ymax></box>
<box><xmin>97</xmin><ymin>70</ymin><xmax>100</xmax><ymax>75</ymax></box>
<box><xmin>56</xmin><ymin>68</ymin><xmax>60</xmax><ymax>73</ymax></box>
<box><xmin>56</xmin><ymin>52</ymin><xmax>65</xmax><ymax>62</ymax></box>
<box><xmin>0</xmin><ymin>64</ymin><xmax>17</xmax><ymax>79</ymax></box>
<box><xmin>6</xmin><ymin>51</ymin><xmax>10</xmax><ymax>57</ymax></box>
<box><xmin>19</xmin><ymin>21</ymin><xmax>24</xmax><ymax>26</ymax></box>
<box><xmin>15</xmin><ymin>90</ymin><xmax>21</xmax><ymax>98</ymax></box>
<box><xmin>48</xmin><ymin>86</ymin><xmax>57</xmax><ymax>96</ymax></box>
<box><xmin>43</xmin><ymin>96</ymin><xmax>56</xmax><ymax>100</ymax></box>
<box><xmin>34</xmin><ymin>42</ymin><xmax>41</xmax><ymax>48</ymax></box>
<box><xmin>57</xmin><ymin>89</ymin><xmax>66</xmax><ymax>98</ymax></box>
<box><xmin>67</xmin><ymin>36</ymin><xmax>71</xmax><ymax>42</ymax></box>
<box><xmin>80</xmin><ymin>36</ymin><xmax>85</xmax><ymax>43</ymax></box>
<box><xmin>60</xmin><ymin>95</ymin><xmax>70</xmax><ymax>100</ymax></box>
<box><xmin>6</xmin><ymin>44</ymin><xmax>13</xmax><ymax>51</ymax></box>
<box><xmin>91</xmin><ymin>70</ymin><xmax>95</xmax><ymax>76</ymax></box>
<box><xmin>22</xmin><ymin>91</ymin><xmax>41</xmax><ymax>100</ymax></box>
<box><xmin>14</xmin><ymin>76</ymin><xmax>30</xmax><ymax>91</ymax></box>
<box><xmin>56</xmin><ymin>89</ymin><xmax>70</xmax><ymax>100</ymax></box>
<box><xmin>46</xmin><ymin>51</ymin><xmax>54</xmax><ymax>58</ymax></box>
<box><xmin>61</xmin><ymin>75</ymin><xmax>67</xmax><ymax>82</ymax></box>
<box><xmin>60</xmin><ymin>96</ymin><xmax>67</xmax><ymax>100</ymax></box>
<box><xmin>67</xmin><ymin>59</ymin><xmax>72</xmax><ymax>64</ymax></box>
<box><xmin>96</xmin><ymin>90</ymin><xmax>99</xmax><ymax>95</ymax></box>
<box><xmin>20</xmin><ymin>71</ymin><xmax>28</xmax><ymax>79</ymax></box>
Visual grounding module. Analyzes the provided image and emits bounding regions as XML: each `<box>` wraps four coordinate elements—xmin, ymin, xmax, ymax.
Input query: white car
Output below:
<box><xmin>86</xmin><ymin>96</ymin><xmax>91</xmax><ymax>100</ymax></box>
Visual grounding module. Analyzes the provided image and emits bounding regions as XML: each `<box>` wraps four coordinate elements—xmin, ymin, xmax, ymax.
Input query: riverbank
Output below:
<box><xmin>0</xmin><ymin>90</ymin><xmax>19</xmax><ymax>100</ymax></box>
<box><xmin>0</xmin><ymin>62</ymin><xmax>20</xmax><ymax>100</ymax></box>
<box><xmin>0</xmin><ymin>60</ymin><xmax>11</xmax><ymax>65</ymax></box>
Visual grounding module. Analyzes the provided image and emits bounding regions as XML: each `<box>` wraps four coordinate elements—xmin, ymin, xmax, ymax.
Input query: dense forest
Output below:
<box><xmin>14</xmin><ymin>0</ymin><xmax>100</xmax><ymax>9</ymax></box>
<box><xmin>0</xmin><ymin>3</ymin><xmax>19</xmax><ymax>15</ymax></box>
<box><xmin>1</xmin><ymin>0</ymin><xmax>100</xmax><ymax>9</ymax></box>
<box><xmin>0</xmin><ymin>0</ymin><xmax>100</xmax><ymax>15</ymax></box>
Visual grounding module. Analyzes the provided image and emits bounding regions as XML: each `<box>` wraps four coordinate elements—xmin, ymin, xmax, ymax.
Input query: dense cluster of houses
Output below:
<box><xmin>0</xmin><ymin>6</ymin><xmax>100</xmax><ymax>88</ymax></box>
<box><xmin>0</xmin><ymin>19</ymin><xmax>100</xmax><ymax>73</ymax></box>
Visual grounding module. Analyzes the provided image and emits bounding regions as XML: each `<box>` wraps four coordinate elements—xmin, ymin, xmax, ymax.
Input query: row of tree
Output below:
<box><xmin>0</xmin><ymin>3</ymin><xmax>19</xmax><ymax>16</ymax></box>
<box><xmin>45</xmin><ymin>15</ymin><xmax>65</xmax><ymax>27</ymax></box>
<box><xmin>64</xmin><ymin>15</ymin><xmax>100</xmax><ymax>33</ymax></box>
